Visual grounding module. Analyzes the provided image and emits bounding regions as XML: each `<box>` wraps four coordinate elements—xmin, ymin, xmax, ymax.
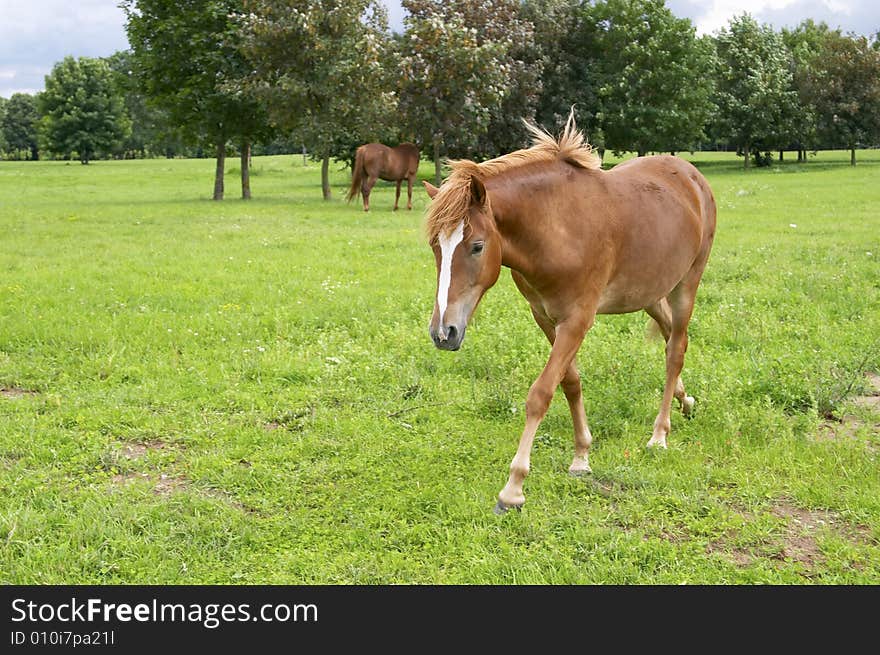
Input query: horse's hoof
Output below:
<box><xmin>569</xmin><ymin>467</ymin><xmax>592</xmax><ymax>477</ymax></box>
<box><xmin>493</xmin><ymin>499</ymin><xmax>523</xmax><ymax>515</ymax></box>
<box><xmin>682</xmin><ymin>395</ymin><xmax>696</xmax><ymax>418</ymax></box>
<box><xmin>646</xmin><ymin>437</ymin><xmax>668</xmax><ymax>449</ymax></box>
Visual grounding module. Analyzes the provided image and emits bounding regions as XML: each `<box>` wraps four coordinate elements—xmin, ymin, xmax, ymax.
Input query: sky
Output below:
<box><xmin>1</xmin><ymin>0</ymin><xmax>878</xmax><ymax>99</ymax></box>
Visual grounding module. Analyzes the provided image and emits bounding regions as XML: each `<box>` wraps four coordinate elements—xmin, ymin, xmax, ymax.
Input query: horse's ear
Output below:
<box><xmin>423</xmin><ymin>180</ymin><xmax>439</xmax><ymax>199</ymax></box>
<box><xmin>470</xmin><ymin>176</ymin><xmax>487</xmax><ymax>207</ymax></box>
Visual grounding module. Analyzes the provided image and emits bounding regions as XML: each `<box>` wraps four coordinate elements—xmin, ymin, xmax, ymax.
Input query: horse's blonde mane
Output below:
<box><xmin>425</xmin><ymin>111</ymin><xmax>601</xmax><ymax>243</ymax></box>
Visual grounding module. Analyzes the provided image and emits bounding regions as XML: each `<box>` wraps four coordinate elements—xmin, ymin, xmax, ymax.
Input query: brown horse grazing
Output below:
<box><xmin>347</xmin><ymin>142</ymin><xmax>420</xmax><ymax>211</ymax></box>
<box><xmin>423</xmin><ymin>113</ymin><xmax>716</xmax><ymax>513</ymax></box>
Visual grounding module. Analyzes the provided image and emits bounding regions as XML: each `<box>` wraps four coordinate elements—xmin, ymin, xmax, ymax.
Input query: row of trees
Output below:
<box><xmin>3</xmin><ymin>1</ymin><xmax>880</xmax><ymax>198</ymax></box>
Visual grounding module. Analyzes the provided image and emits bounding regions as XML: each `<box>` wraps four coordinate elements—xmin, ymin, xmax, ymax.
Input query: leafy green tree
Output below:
<box><xmin>105</xmin><ymin>50</ymin><xmax>185</xmax><ymax>158</ymax></box>
<box><xmin>0</xmin><ymin>96</ymin><xmax>8</xmax><ymax>155</ymax></box>
<box><xmin>781</xmin><ymin>20</ymin><xmax>838</xmax><ymax>161</ymax></box>
<box><xmin>712</xmin><ymin>13</ymin><xmax>799</xmax><ymax>168</ymax></box>
<box><xmin>237</xmin><ymin>0</ymin><xmax>396</xmax><ymax>199</ymax></box>
<box><xmin>1</xmin><ymin>93</ymin><xmax>40</xmax><ymax>160</ymax></box>
<box><xmin>38</xmin><ymin>56</ymin><xmax>129</xmax><ymax>164</ymax></box>
<box><xmin>399</xmin><ymin>0</ymin><xmax>510</xmax><ymax>184</ymax></box>
<box><xmin>588</xmin><ymin>0</ymin><xmax>715</xmax><ymax>157</ymax></box>
<box><xmin>122</xmin><ymin>0</ymin><xmax>272</xmax><ymax>199</ymax></box>
<box><xmin>451</xmin><ymin>0</ymin><xmax>543</xmax><ymax>160</ymax></box>
<box><xmin>527</xmin><ymin>0</ymin><xmax>603</xmax><ymax>151</ymax></box>
<box><xmin>806</xmin><ymin>31</ymin><xmax>880</xmax><ymax>165</ymax></box>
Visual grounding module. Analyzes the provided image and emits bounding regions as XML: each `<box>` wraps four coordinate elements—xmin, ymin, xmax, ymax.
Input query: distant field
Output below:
<box><xmin>1</xmin><ymin>149</ymin><xmax>878</xmax><ymax>583</ymax></box>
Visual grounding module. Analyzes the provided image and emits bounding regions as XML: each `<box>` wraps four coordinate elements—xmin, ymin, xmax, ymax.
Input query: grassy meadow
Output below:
<box><xmin>1</xmin><ymin>149</ymin><xmax>878</xmax><ymax>584</ymax></box>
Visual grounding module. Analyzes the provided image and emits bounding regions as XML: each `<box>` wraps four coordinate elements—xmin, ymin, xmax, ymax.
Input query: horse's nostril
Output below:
<box><xmin>446</xmin><ymin>325</ymin><xmax>457</xmax><ymax>340</ymax></box>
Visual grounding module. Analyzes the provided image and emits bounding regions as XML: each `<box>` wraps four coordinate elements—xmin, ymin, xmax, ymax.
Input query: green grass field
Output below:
<box><xmin>1</xmin><ymin>149</ymin><xmax>878</xmax><ymax>583</ymax></box>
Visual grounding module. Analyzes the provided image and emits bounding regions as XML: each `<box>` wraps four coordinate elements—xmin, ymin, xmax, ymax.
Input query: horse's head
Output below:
<box><xmin>424</xmin><ymin>175</ymin><xmax>502</xmax><ymax>351</ymax></box>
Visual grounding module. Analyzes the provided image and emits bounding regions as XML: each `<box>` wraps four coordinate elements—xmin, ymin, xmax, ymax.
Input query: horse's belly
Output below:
<box><xmin>595</xmin><ymin>218</ymin><xmax>702</xmax><ymax>314</ymax></box>
<box><xmin>596</xmin><ymin>275</ymin><xmax>683</xmax><ymax>314</ymax></box>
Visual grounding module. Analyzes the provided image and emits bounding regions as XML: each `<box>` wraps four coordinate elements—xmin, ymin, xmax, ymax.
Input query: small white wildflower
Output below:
<box><xmin>789</xmin><ymin>223</ymin><xmax>797</xmax><ymax>228</ymax></box>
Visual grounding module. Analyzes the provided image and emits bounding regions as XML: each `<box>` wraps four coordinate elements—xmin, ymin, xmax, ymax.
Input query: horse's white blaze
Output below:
<box><xmin>437</xmin><ymin>222</ymin><xmax>465</xmax><ymax>329</ymax></box>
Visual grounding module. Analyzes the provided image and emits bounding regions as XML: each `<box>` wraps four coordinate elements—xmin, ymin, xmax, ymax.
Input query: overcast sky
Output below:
<box><xmin>1</xmin><ymin>1</ymin><xmax>878</xmax><ymax>98</ymax></box>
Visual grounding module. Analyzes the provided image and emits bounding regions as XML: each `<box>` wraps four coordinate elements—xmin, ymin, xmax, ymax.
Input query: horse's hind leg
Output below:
<box><xmin>646</xmin><ymin>281</ymin><xmax>701</xmax><ymax>449</ymax></box>
<box><xmin>644</xmin><ymin>299</ymin><xmax>694</xmax><ymax>417</ymax></box>
<box><xmin>530</xmin><ymin>307</ymin><xmax>592</xmax><ymax>475</ymax></box>
<box><xmin>362</xmin><ymin>174</ymin><xmax>378</xmax><ymax>212</ymax></box>
<box><xmin>393</xmin><ymin>180</ymin><xmax>402</xmax><ymax>210</ymax></box>
<box><xmin>406</xmin><ymin>174</ymin><xmax>414</xmax><ymax>210</ymax></box>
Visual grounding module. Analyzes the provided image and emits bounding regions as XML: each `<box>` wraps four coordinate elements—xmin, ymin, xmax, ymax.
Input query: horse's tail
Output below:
<box><xmin>347</xmin><ymin>147</ymin><xmax>365</xmax><ymax>203</ymax></box>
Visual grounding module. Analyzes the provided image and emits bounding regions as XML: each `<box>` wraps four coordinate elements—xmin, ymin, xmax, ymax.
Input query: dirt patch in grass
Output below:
<box><xmin>708</xmin><ymin>498</ymin><xmax>875</xmax><ymax>571</ymax></box>
<box><xmin>117</xmin><ymin>439</ymin><xmax>167</xmax><ymax>460</ymax></box>
<box><xmin>769</xmin><ymin>501</ymin><xmax>829</xmax><ymax>568</ymax></box>
<box><xmin>111</xmin><ymin>471</ymin><xmax>188</xmax><ymax>496</ymax></box>
<box><xmin>706</xmin><ymin>534</ymin><xmax>755</xmax><ymax>567</ymax></box>
<box><xmin>1</xmin><ymin>387</ymin><xmax>39</xmax><ymax>399</ymax></box>
<box><xmin>817</xmin><ymin>372</ymin><xmax>880</xmax><ymax>447</ymax></box>
<box><xmin>109</xmin><ymin>468</ymin><xmax>256</xmax><ymax>513</ymax></box>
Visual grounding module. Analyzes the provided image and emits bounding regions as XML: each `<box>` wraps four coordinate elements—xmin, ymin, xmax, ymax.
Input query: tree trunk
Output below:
<box><xmin>241</xmin><ymin>140</ymin><xmax>251</xmax><ymax>200</ymax></box>
<box><xmin>743</xmin><ymin>143</ymin><xmax>750</xmax><ymax>169</ymax></box>
<box><xmin>850</xmin><ymin>147</ymin><xmax>856</xmax><ymax>166</ymax></box>
<box><xmin>213</xmin><ymin>140</ymin><xmax>226</xmax><ymax>201</ymax></box>
<box><xmin>321</xmin><ymin>153</ymin><xmax>331</xmax><ymax>200</ymax></box>
<box><xmin>779</xmin><ymin>150</ymin><xmax>783</xmax><ymax>162</ymax></box>
<box><xmin>637</xmin><ymin>149</ymin><xmax>646</xmax><ymax>157</ymax></box>
<box><xmin>434</xmin><ymin>140</ymin><xmax>442</xmax><ymax>187</ymax></box>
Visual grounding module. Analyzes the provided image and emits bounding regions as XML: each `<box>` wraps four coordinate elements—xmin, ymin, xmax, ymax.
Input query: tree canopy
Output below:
<box><xmin>1</xmin><ymin>93</ymin><xmax>40</xmax><ymax>160</ymax></box>
<box><xmin>398</xmin><ymin>0</ymin><xmax>513</xmax><ymax>184</ymax></box>
<box><xmin>712</xmin><ymin>13</ymin><xmax>799</xmax><ymax>168</ymax></box>
<box><xmin>38</xmin><ymin>56</ymin><xmax>129</xmax><ymax>164</ymax></box>
<box><xmin>237</xmin><ymin>0</ymin><xmax>396</xmax><ymax>199</ymax></box>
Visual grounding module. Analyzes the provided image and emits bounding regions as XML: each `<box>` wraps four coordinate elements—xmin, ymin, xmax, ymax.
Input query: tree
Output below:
<box><xmin>457</xmin><ymin>0</ymin><xmax>543</xmax><ymax>160</ymax></box>
<box><xmin>399</xmin><ymin>0</ymin><xmax>511</xmax><ymax>184</ymax></box>
<box><xmin>237</xmin><ymin>0</ymin><xmax>396</xmax><ymax>200</ymax></box>
<box><xmin>0</xmin><ymin>96</ymin><xmax>8</xmax><ymax>155</ymax></box>
<box><xmin>105</xmin><ymin>50</ymin><xmax>185</xmax><ymax>158</ymax></box>
<box><xmin>712</xmin><ymin>14</ymin><xmax>799</xmax><ymax>168</ymax></box>
<box><xmin>528</xmin><ymin>0</ymin><xmax>603</xmax><ymax>152</ymax></box>
<box><xmin>589</xmin><ymin>0</ymin><xmax>716</xmax><ymax>157</ymax></box>
<box><xmin>38</xmin><ymin>56</ymin><xmax>129</xmax><ymax>164</ymax></box>
<box><xmin>806</xmin><ymin>32</ymin><xmax>880</xmax><ymax>165</ymax></box>
<box><xmin>122</xmin><ymin>0</ymin><xmax>272</xmax><ymax>199</ymax></box>
<box><xmin>781</xmin><ymin>20</ymin><xmax>837</xmax><ymax>161</ymax></box>
<box><xmin>1</xmin><ymin>93</ymin><xmax>40</xmax><ymax>160</ymax></box>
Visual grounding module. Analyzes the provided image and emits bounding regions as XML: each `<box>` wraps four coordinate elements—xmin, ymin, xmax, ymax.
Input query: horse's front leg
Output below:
<box><xmin>529</xmin><ymin>307</ymin><xmax>592</xmax><ymax>475</ymax></box>
<box><xmin>496</xmin><ymin>314</ymin><xmax>593</xmax><ymax>513</ymax></box>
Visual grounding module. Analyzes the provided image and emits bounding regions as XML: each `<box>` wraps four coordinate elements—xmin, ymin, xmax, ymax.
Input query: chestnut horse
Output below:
<box><xmin>347</xmin><ymin>142</ymin><xmax>420</xmax><ymax>211</ymax></box>
<box><xmin>423</xmin><ymin>114</ymin><xmax>716</xmax><ymax>513</ymax></box>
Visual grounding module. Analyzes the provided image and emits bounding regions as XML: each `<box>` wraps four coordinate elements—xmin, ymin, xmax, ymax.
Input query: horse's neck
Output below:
<box><xmin>489</xmin><ymin>176</ymin><xmax>559</xmax><ymax>279</ymax></box>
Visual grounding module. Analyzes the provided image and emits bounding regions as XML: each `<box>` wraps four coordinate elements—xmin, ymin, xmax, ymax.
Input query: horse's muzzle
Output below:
<box><xmin>430</xmin><ymin>324</ymin><xmax>465</xmax><ymax>351</ymax></box>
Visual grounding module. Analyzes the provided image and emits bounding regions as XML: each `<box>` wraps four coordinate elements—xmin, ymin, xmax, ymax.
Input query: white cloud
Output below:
<box><xmin>0</xmin><ymin>0</ymin><xmax>128</xmax><ymax>98</ymax></box>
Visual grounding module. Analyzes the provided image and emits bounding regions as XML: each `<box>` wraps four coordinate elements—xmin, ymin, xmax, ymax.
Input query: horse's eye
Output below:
<box><xmin>471</xmin><ymin>241</ymin><xmax>484</xmax><ymax>255</ymax></box>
